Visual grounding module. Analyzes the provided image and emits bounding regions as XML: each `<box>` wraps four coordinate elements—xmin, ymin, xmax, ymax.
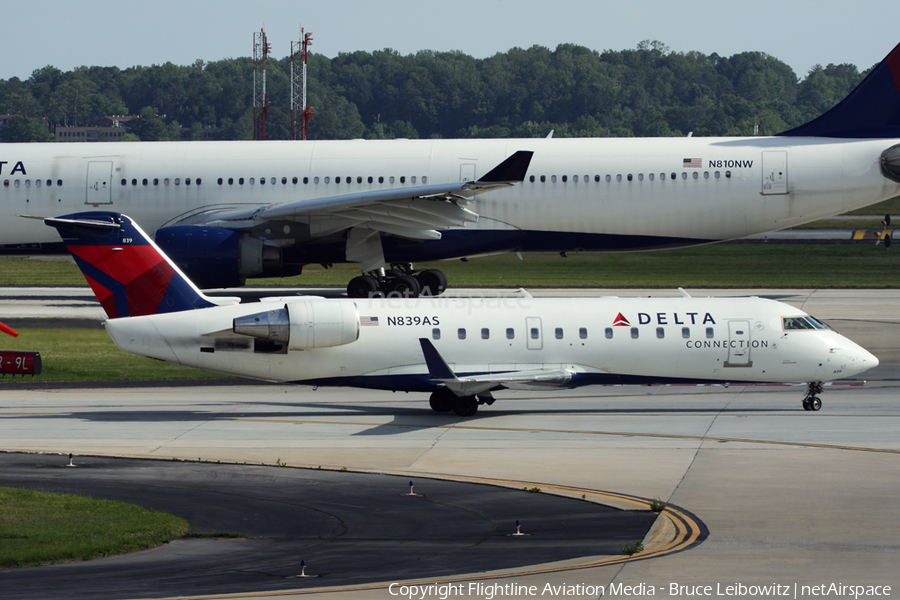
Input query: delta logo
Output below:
<box><xmin>612</xmin><ymin>312</ymin><xmax>717</xmax><ymax>326</ymax></box>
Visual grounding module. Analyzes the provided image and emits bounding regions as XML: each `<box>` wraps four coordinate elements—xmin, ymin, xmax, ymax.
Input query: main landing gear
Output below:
<box><xmin>802</xmin><ymin>382</ymin><xmax>824</xmax><ymax>411</ymax></box>
<box><xmin>347</xmin><ymin>264</ymin><xmax>448</xmax><ymax>298</ymax></box>
<box><xmin>428</xmin><ymin>388</ymin><xmax>493</xmax><ymax>417</ymax></box>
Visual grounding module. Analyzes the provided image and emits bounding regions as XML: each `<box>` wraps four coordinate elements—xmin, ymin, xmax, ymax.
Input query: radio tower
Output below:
<box><xmin>253</xmin><ymin>28</ymin><xmax>271</xmax><ymax>140</ymax></box>
<box><xmin>290</xmin><ymin>28</ymin><xmax>314</xmax><ymax>140</ymax></box>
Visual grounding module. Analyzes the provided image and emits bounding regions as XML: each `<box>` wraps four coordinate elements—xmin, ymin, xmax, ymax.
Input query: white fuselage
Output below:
<box><xmin>2</xmin><ymin>137</ymin><xmax>899</xmax><ymax>251</ymax></box>
<box><xmin>104</xmin><ymin>295</ymin><xmax>877</xmax><ymax>390</ymax></box>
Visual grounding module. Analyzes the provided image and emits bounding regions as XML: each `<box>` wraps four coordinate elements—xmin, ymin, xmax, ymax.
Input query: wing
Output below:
<box><xmin>418</xmin><ymin>338</ymin><xmax>575</xmax><ymax>396</ymax></box>
<box><xmin>191</xmin><ymin>150</ymin><xmax>533</xmax><ymax>242</ymax></box>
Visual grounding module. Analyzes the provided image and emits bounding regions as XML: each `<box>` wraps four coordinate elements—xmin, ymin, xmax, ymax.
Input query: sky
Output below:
<box><xmin>1</xmin><ymin>0</ymin><xmax>898</xmax><ymax>81</ymax></box>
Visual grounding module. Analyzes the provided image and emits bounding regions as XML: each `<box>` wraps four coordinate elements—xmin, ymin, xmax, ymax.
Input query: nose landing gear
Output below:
<box><xmin>802</xmin><ymin>382</ymin><xmax>824</xmax><ymax>411</ymax></box>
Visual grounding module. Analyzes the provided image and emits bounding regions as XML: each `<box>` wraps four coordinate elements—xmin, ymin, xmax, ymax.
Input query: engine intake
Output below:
<box><xmin>233</xmin><ymin>300</ymin><xmax>359</xmax><ymax>349</ymax></box>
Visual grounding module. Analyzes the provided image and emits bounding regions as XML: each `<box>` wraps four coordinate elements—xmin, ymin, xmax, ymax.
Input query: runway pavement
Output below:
<box><xmin>1</xmin><ymin>288</ymin><xmax>899</xmax><ymax>599</ymax></box>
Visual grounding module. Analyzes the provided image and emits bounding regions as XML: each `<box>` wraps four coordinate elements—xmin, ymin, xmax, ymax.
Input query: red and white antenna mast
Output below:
<box><xmin>253</xmin><ymin>27</ymin><xmax>271</xmax><ymax>140</ymax></box>
<box><xmin>290</xmin><ymin>27</ymin><xmax>314</xmax><ymax>140</ymax></box>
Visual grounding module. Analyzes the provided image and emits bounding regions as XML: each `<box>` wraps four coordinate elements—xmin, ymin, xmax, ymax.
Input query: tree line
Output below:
<box><xmin>0</xmin><ymin>40</ymin><xmax>869</xmax><ymax>142</ymax></box>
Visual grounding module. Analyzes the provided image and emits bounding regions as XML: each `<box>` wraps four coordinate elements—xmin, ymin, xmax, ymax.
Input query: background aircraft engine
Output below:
<box><xmin>155</xmin><ymin>226</ymin><xmax>282</xmax><ymax>289</ymax></box>
<box><xmin>233</xmin><ymin>301</ymin><xmax>359</xmax><ymax>349</ymax></box>
<box><xmin>882</xmin><ymin>144</ymin><xmax>900</xmax><ymax>183</ymax></box>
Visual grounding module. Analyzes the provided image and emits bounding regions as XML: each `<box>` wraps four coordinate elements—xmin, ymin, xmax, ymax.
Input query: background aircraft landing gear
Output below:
<box><xmin>346</xmin><ymin>265</ymin><xmax>447</xmax><ymax>298</ymax></box>
<box><xmin>802</xmin><ymin>382</ymin><xmax>824</xmax><ymax>411</ymax></box>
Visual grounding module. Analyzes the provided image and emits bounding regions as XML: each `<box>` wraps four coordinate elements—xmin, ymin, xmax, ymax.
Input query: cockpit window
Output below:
<box><xmin>783</xmin><ymin>316</ymin><xmax>829</xmax><ymax>331</ymax></box>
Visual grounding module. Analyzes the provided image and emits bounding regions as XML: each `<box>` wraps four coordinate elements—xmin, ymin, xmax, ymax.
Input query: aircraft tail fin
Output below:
<box><xmin>778</xmin><ymin>42</ymin><xmax>900</xmax><ymax>138</ymax></box>
<box><xmin>45</xmin><ymin>212</ymin><xmax>228</xmax><ymax>318</ymax></box>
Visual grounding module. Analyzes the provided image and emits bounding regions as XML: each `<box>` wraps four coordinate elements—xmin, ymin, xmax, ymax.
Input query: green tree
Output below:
<box><xmin>0</xmin><ymin>115</ymin><xmax>52</xmax><ymax>142</ymax></box>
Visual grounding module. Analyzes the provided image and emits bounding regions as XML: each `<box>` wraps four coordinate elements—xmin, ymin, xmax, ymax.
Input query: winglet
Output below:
<box><xmin>45</xmin><ymin>212</ymin><xmax>224</xmax><ymax>319</ymax></box>
<box><xmin>419</xmin><ymin>338</ymin><xmax>457</xmax><ymax>380</ymax></box>
<box><xmin>478</xmin><ymin>150</ymin><xmax>534</xmax><ymax>183</ymax></box>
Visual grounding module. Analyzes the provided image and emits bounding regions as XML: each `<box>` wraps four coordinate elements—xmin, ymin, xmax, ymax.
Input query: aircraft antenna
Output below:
<box><xmin>253</xmin><ymin>28</ymin><xmax>271</xmax><ymax>140</ymax></box>
<box><xmin>291</xmin><ymin>28</ymin><xmax>314</xmax><ymax>140</ymax></box>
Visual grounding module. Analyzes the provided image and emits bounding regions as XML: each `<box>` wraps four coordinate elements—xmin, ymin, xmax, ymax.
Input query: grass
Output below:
<box><xmin>0</xmin><ymin>486</ymin><xmax>190</xmax><ymax>568</ymax></box>
<box><xmin>7</xmin><ymin>242</ymin><xmax>900</xmax><ymax>290</ymax></box>
<box><xmin>0</xmin><ymin>329</ymin><xmax>221</xmax><ymax>382</ymax></box>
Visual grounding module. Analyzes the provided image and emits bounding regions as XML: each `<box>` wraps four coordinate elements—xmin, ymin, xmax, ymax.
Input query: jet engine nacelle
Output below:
<box><xmin>233</xmin><ymin>301</ymin><xmax>359</xmax><ymax>349</ymax></box>
<box><xmin>155</xmin><ymin>226</ymin><xmax>282</xmax><ymax>289</ymax></box>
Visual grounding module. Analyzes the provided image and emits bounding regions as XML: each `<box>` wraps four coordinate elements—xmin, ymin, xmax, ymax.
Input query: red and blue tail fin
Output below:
<box><xmin>779</xmin><ymin>42</ymin><xmax>900</xmax><ymax>138</ymax></box>
<box><xmin>45</xmin><ymin>212</ymin><xmax>220</xmax><ymax>318</ymax></box>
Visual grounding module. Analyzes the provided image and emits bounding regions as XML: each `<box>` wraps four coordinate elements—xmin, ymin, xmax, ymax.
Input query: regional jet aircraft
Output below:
<box><xmin>44</xmin><ymin>212</ymin><xmax>878</xmax><ymax>416</ymax></box>
<box><xmin>10</xmin><ymin>42</ymin><xmax>900</xmax><ymax>296</ymax></box>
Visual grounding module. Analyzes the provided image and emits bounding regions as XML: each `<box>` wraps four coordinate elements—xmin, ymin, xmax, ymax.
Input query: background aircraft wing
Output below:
<box><xmin>196</xmin><ymin>150</ymin><xmax>533</xmax><ymax>241</ymax></box>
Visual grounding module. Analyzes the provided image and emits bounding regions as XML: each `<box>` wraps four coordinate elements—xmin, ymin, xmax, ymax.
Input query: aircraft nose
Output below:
<box><xmin>840</xmin><ymin>344</ymin><xmax>879</xmax><ymax>377</ymax></box>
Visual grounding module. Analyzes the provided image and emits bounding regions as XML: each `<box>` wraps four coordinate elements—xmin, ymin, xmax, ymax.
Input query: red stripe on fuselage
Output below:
<box><xmin>69</xmin><ymin>245</ymin><xmax>176</xmax><ymax>317</ymax></box>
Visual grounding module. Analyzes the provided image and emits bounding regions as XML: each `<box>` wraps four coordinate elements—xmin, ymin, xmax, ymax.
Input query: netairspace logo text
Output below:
<box><xmin>387</xmin><ymin>581</ymin><xmax>893</xmax><ymax>599</ymax></box>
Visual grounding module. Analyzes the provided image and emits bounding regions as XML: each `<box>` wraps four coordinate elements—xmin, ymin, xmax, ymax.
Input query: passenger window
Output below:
<box><xmin>143</xmin><ymin>179</ymin><xmax>148</xmax><ymax>186</ymax></box>
<box><xmin>530</xmin><ymin>328</ymin><xmax>539</xmax><ymax>339</ymax></box>
<box><xmin>368</xmin><ymin>176</ymin><xmax>373</xmax><ymax>183</ymax></box>
<box><xmin>378</xmin><ymin>176</ymin><xmax>384</xmax><ymax>183</ymax></box>
<box><xmin>270</xmin><ymin>177</ymin><xmax>275</xmax><ymax>185</ymax></box>
<box><xmin>573</xmin><ymin>175</ymin><xmax>578</xmax><ymax>182</ymax></box>
<box><xmin>681</xmin><ymin>172</ymin><xmax>687</xmax><ymax>180</ymax></box>
<box><xmin>334</xmin><ymin>177</ymin><xmax>339</xmax><ymax>184</ymax></box>
<box><xmin>357</xmin><ymin>176</ymin><xmax>363</xmax><ymax>183</ymax></box>
<box><xmin>432</xmin><ymin>328</ymin><xmax>440</xmax><ymax>340</ymax></box>
<box><xmin>627</xmin><ymin>174</ymin><xmax>633</xmax><ymax>181</ymax></box>
<box><xmin>555</xmin><ymin>328</ymin><xmax>563</xmax><ymax>339</ymax></box>
<box><xmin>422</xmin><ymin>176</ymin><xmax>427</xmax><ymax>183</ymax></box>
<box><xmin>250</xmin><ymin>178</ymin><xmax>255</xmax><ymax>185</ymax></box>
<box><xmin>706</xmin><ymin>327</ymin><xmax>714</xmax><ymax>338</ymax></box>
<box><xmin>389</xmin><ymin>176</ymin><xmax>395</xmax><ymax>183</ymax></box>
<box><xmin>57</xmin><ymin>179</ymin><xmax>63</xmax><ymax>186</ymax></box>
<box><xmin>529</xmin><ymin>175</ymin><xmax>535</xmax><ymax>182</ymax></box>
<box><xmin>605</xmin><ymin>174</ymin><xmax>611</xmax><ymax>182</ymax></box>
<box><xmin>506</xmin><ymin>328</ymin><xmax>515</xmax><ymax>339</ymax></box>
<box><xmin>670</xmin><ymin>173</ymin><xmax>676</xmax><ymax>180</ymax></box>
<box><xmin>725</xmin><ymin>171</ymin><xmax>731</xmax><ymax>178</ymax></box>
<box><xmin>175</xmin><ymin>178</ymin><xmax>181</xmax><ymax>185</ymax></box>
<box><xmin>605</xmin><ymin>327</ymin><xmax>613</xmax><ymax>339</ymax></box>
<box><xmin>36</xmin><ymin>179</ymin><xmax>41</xmax><ymax>187</ymax></box>
<box><xmin>458</xmin><ymin>328</ymin><xmax>466</xmax><ymax>340</ymax></box>
<box><xmin>400</xmin><ymin>176</ymin><xmax>406</xmax><ymax>183</ymax></box>
<box><xmin>239</xmin><ymin>178</ymin><xmax>245</xmax><ymax>185</ymax></box>
<box><xmin>656</xmin><ymin>327</ymin><xmax>664</xmax><ymax>339</ymax></box>
<box><xmin>282</xmin><ymin>177</ymin><xmax>287</xmax><ymax>184</ymax></box>
<box><xmin>594</xmin><ymin>175</ymin><xmax>600</xmax><ymax>182</ymax></box>
<box><xmin>481</xmin><ymin>328</ymin><xmax>489</xmax><ymax>340</ymax></box>
<box><xmin>293</xmin><ymin>177</ymin><xmax>298</xmax><ymax>184</ymax></box>
<box><xmin>154</xmin><ymin>178</ymin><xmax>159</xmax><ymax>186</ymax></box>
<box><xmin>185</xmin><ymin>178</ymin><xmax>191</xmax><ymax>185</ymax></box>
<box><xmin>682</xmin><ymin>327</ymin><xmax>690</xmax><ymax>339</ymax></box>
<box><xmin>638</xmin><ymin>173</ymin><xmax>643</xmax><ymax>181</ymax></box>
<box><xmin>561</xmin><ymin>175</ymin><xmax>567</xmax><ymax>182</ymax></box>
<box><xmin>218</xmin><ymin>178</ymin><xmax>223</xmax><ymax>185</ymax></box>
<box><xmin>715</xmin><ymin>171</ymin><xmax>720</xmax><ymax>179</ymax></box>
<box><xmin>616</xmin><ymin>174</ymin><xmax>622</xmax><ymax>182</ymax></box>
<box><xmin>551</xmin><ymin>175</ymin><xmax>557</xmax><ymax>182</ymax></box>
<box><xmin>692</xmin><ymin>172</ymin><xmax>698</xmax><ymax>179</ymax></box>
<box><xmin>631</xmin><ymin>328</ymin><xmax>639</xmax><ymax>339</ymax></box>
<box><xmin>120</xmin><ymin>179</ymin><xmax>126</xmax><ymax>186</ymax></box>
<box><xmin>323</xmin><ymin>177</ymin><xmax>329</xmax><ymax>184</ymax></box>
<box><xmin>579</xmin><ymin>327</ymin><xmax>587</xmax><ymax>339</ymax></box>
<box><xmin>540</xmin><ymin>175</ymin><xmax>546</xmax><ymax>182</ymax></box>
<box><xmin>703</xmin><ymin>172</ymin><xmax>709</xmax><ymax>179</ymax></box>
<box><xmin>164</xmin><ymin>178</ymin><xmax>170</xmax><ymax>186</ymax></box>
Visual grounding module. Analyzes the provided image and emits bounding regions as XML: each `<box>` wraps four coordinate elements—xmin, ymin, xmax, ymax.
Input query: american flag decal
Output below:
<box><xmin>360</xmin><ymin>316</ymin><xmax>379</xmax><ymax>326</ymax></box>
<box><xmin>683</xmin><ymin>158</ymin><xmax>701</xmax><ymax>168</ymax></box>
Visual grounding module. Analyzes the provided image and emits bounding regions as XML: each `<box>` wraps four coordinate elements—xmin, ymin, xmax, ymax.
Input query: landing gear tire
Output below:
<box><xmin>429</xmin><ymin>388</ymin><xmax>455</xmax><ymax>413</ymax></box>
<box><xmin>347</xmin><ymin>275</ymin><xmax>379</xmax><ymax>298</ymax></box>
<box><xmin>451</xmin><ymin>396</ymin><xmax>478</xmax><ymax>417</ymax></box>
<box><xmin>809</xmin><ymin>397</ymin><xmax>822</xmax><ymax>411</ymax></box>
<box><xmin>385</xmin><ymin>274</ymin><xmax>420</xmax><ymax>298</ymax></box>
<box><xmin>802</xmin><ymin>382</ymin><xmax>824</xmax><ymax>412</ymax></box>
<box><xmin>416</xmin><ymin>269</ymin><xmax>448</xmax><ymax>296</ymax></box>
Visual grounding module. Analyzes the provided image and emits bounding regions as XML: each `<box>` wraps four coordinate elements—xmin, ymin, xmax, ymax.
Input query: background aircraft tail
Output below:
<box><xmin>779</xmin><ymin>41</ymin><xmax>900</xmax><ymax>138</ymax></box>
<box><xmin>45</xmin><ymin>212</ymin><xmax>224</xmax><ymax>318</ymax></box>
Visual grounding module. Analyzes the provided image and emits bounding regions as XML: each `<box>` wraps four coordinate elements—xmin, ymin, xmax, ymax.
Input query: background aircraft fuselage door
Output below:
<box><xmin>460</xmin><ymin>163</ymin><xmax>476</xmax><ymax>182</ymax></box>
<box><xmin>86</xmin><ymin>161</ymin><xmax>113</xmax><ymax>205</ymax></box>
<box><xmin>762</xmin><ymin>151</ymin><xmax>788</xmax><ymax>195</ymax></box>
<box><xmin>526</xmin><ymin>317</ymin><xmax>542</xmax><ymax>350</ymax></box>
<box><xmin>724</xmin><ymin>320</ymin><xmax>752</xmax><ymax>367</ymax></box>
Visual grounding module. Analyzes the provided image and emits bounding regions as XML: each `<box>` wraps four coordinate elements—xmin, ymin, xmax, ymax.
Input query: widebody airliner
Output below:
<box><xmin>8</xmin><ymin>42</ymin><xmax>900</xmax><ymax>296</ymax></box>
<box><xmin>44</xmin><ymin>212</ymin><xmax>878</xmax><ymax>416</ymax></box>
